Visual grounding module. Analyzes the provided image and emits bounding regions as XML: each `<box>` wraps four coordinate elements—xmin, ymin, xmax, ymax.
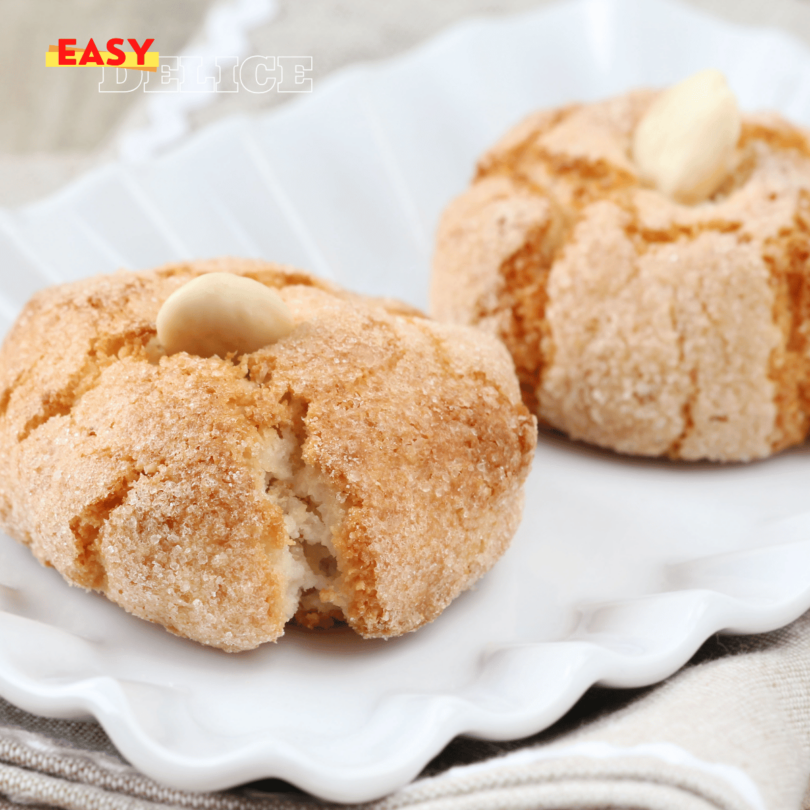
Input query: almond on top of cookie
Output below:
<box><xmin>0</xmin><ymin>259</ymin><xmax>536</xmax><ymax>652</ymax></box>
<box><xmin>432</xmin><ymin>70</ymin><xmax>810</xmax><ymax>462</ymax></box>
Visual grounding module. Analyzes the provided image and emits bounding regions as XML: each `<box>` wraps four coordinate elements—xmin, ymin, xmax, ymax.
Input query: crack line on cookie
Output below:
<box><xmin>16</xmin><ymin>328</ymin><xmax>157</xmax><ymax>443</ymax></box>
<box><xmin>763</xmin><ymin>188</ymin><xmax>810</xmax><ymax>452</ymax></box>
<box><xmin>68</xmin><ymin>466</ymin><xmax>145</xmax><ymax>591</ymax></box>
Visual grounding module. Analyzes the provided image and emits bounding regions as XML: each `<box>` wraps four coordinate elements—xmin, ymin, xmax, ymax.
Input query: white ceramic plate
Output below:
<box><xmin>3</xmin><ymin>0</ymin><xmax>810</xmax><ymax>802</ymax></box>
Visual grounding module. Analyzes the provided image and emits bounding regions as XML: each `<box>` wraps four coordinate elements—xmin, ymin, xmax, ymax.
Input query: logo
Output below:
<box><xmin>99</xmin><ymin>56</ymin><xmax>313</xmax><ymax>94</ymax></box>
<box><xmin>46</xmin><ymin>40</ymin><xmax>313</xmax><ymax>95</ymax></box>
<box><xmin>46</xmin><ymin>38</ymin><xmax>158</xmax><ymax>71</ymax></box>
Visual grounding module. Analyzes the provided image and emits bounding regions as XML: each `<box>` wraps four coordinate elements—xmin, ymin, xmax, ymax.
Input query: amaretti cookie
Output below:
<box><xmin>432</xmin><ymin>70</ymin><xmax>810</xmax><ymax>461</ymax></box>
<box><xmin>0</xmin><ymin>259</ymin><xmax>535</xmax><ymax>652</ymax></box>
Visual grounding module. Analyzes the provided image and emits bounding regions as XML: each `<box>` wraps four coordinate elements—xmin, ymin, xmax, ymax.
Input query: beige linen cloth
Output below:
<box><xmin>5</xmin><ymin>0</ymin><xmax>810</xmax><ymax>808</ymax></box>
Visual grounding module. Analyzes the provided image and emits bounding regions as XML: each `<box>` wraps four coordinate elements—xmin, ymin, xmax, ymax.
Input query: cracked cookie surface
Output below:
<box><xmin>0</xmin><ymin>259</ymin><xmax>536</xmax><ymax>651</ymax></box>
<box><xmin>432</xmin><ymin>90</ymin><xmax>810</xmax><ymax>461</ymax></box>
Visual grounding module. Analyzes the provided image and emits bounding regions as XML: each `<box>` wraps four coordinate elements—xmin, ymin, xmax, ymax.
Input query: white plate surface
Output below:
<box><xmin>3</xmin><ymin>0</ymin><xmax>810</xmax><ymax>802</ymax></box>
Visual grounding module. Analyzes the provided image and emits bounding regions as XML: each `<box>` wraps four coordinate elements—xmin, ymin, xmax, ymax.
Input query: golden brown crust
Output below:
<box><xmin>0</xmin><ymin>259</ymin><xmax>535</xmax><ymax>650</ymax></box>
<box><xmin>432</xmin><ymin>90</ymin><xmax>810</xmax><ymax>461</ymax></box>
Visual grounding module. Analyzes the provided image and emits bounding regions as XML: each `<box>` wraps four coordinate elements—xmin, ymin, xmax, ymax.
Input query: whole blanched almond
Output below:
<box><xmin>157</xmin><ymin>272</ymin><xmax>294</xmax><ymax>357</ymax></box>
<box><xmin>632</xmin><ymin>69</ymin><xmax>741</xmax><ymax>204</ymax></box>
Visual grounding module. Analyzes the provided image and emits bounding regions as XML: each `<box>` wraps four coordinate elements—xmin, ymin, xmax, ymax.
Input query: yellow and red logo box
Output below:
<box><xmin>46</xmin><ymin>39</ymin><xmax>158</xmax><ymax>71</ymax></box>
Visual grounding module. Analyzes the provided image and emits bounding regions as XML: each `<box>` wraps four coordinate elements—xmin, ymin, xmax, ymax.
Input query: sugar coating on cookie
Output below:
<box><xmin>432</xmin><ymin>88</ymin><xmax>810</xmax><ymax>461</ymax></box>
<box><xmin>0</xmin><ymin>260</ymin><xmax>536</xmax><ymax>651</ymax></box>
